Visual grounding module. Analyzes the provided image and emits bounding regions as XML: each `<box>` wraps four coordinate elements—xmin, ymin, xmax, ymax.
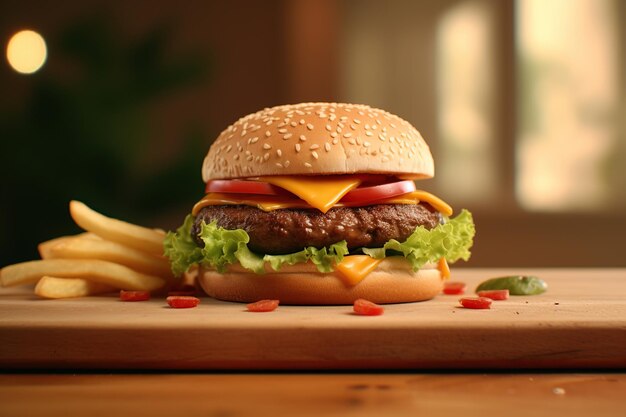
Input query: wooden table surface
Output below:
<box><xmin>2</xmin><ymin>268</ymin><xmax>626</xmax><ymax>415</ymax></box>
<box><xmin>2</xmin><ymin>268</ymin><xmax>625</xmax><ymax>370</ymax></box>
<box><xmin>1</xmin><ymin>373</ymin><xmax>625</xmax><ymax>416</ymax></box>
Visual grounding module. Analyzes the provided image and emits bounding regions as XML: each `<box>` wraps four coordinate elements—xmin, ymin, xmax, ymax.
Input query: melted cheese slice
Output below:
<box><xmin>438</xmin><ymin>258</ymin><xmax>450</xmax><ymax>279</ymax></box>
<box><xmin>256</xmin><ymin>176</ymin><xmax>362</xmax><ymax>213</ymax></box>
<box><xmin>192</xmin><ymin>189</ymin><xmax>453</xmax><ymax>217</ymax></box>
<box><xmin>335</xmin><ymin>255</ymin><xmax>382</xmax><ymax>286</ymax></box>
<box><xmin>377</xmin><ymin>191</ymin><xmax>453</xmax><ymax>217</ymax></box>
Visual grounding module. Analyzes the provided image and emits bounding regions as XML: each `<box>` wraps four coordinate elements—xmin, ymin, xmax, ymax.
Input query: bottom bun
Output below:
<box><xmin>198</xmin><ymin>257</ymin><xmax>443</xmax><ymax>305</ymax></box>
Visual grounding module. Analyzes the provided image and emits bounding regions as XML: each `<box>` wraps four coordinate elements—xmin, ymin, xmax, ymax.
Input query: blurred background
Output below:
<box><xmin>1</xmin><ymin>0</ymin><xmax>625</xmax><ymax>267</ymax></box>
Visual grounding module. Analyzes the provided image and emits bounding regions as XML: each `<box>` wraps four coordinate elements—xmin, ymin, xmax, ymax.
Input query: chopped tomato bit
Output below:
<box><xmin>443</xmin><ymin>281</ymin><xmax>466</xmax><ymax>295</ymax></box>
<box><xmin>119</xmin><ymin>290</ymin><xmax>150</xmax><ymax>302</ymax></box>
<box><xmin>459</xmin><ymin>297</ymin><xmax>492</xmax><ymax>309</ymax></box>
<box><xmin>477</xmin><ymin>289</ymin><xmax>510</xmax><ymax>300</ymax></box>
<box><xmin>353</xmin><ymin>298</ymin><xmax>384</xmax><ymax>316</ymax></box>
<box><xmin>247</xmin><ymin>299</ymin><xmax>280</xmax><ymax>312</ymax></box>
<box><xmin>167</xmin><ymin>296</ymin><xmax>200</xmax><ymax>309</ymax></box>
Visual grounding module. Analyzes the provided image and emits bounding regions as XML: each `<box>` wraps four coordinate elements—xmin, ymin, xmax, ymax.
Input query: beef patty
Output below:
<box><xmin>192</xmin><ymin>204</ymin><xmax>442</xmax><ymax>255</ymax></box>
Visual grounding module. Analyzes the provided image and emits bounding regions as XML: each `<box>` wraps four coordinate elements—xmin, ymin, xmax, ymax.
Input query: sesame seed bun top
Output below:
<box><xmin>202</xmin><ymin>102</ymin><xmax>435</xmax><ymax>181</ymax></box>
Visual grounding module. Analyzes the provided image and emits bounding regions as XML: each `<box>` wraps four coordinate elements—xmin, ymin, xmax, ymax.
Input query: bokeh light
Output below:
<box><xmin>6</xmin><ymin>30</ymin><xmax>47</xmax><ymax>74</ymax></box>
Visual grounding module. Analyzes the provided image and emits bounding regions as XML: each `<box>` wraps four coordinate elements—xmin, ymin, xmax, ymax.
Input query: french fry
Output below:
<box><xmin>0</xmin><ymin>259</ymin><xmax>165</xmax><ymax>291</ymax></box>
<box><xmin>38</xmin><ymin>233</ymin><xmax>101</xmax><ymax>259</ymax></box>
<box><xmin>35</xmin><ymin>276</ymin><xmax>115</xmax><ymax>299</ymax></box>
<box><xmin>69</xmin><ymin>200</ymin><xmax>165</xmax><ymax>256</ymax></box>
<box><xmin>43</xmin><ymin>237</ymin><xmax>174</xmax><ymax>279</ymax></box>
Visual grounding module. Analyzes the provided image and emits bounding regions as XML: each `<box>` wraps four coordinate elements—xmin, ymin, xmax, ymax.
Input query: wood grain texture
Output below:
<box><xmin>0</xmin><ymin>373</ymin><xmax>625</xmax><ymax>417</ymax></box>
<box><xmin>0</xmin><ymin>268</ymin><xmax>625</xmax><ymax>370</ymax></box>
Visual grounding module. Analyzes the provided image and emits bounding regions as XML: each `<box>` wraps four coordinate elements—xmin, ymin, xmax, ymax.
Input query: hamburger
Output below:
<box><xmin>164</xmin><ymin>103</ymin><xmax>475</xmax><ymax>304</ymax></box>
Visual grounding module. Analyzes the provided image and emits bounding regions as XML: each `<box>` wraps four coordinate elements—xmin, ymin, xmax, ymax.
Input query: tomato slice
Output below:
<box><xmin>247</xmin><ymin>299</ymin><xmax>280</xmax><ymax>312</ymax></box>
<box><xmin>477</xmin><ymin>289</ymin><xmax>510</xmax><ymax>300</ymax></box>
<box><xmin>443</xmin><ymin>281</ymin><xmax>466</xmax><ymax>295</ymax></box>
<box><xmin>340</xmin><ymin>180</ymin><xmax>416</xmax><ymax>203</ymax></box>
<box><xmin>353</xmin><ymin>298</ymin><xmax>384</xmax><ymax>316</ymax></box>
<box><xmin>167</xmin><ymin>296</ymin><xmax>200</xmax><ymax>308</ymax></box>
<box><xmin>119</xmin><ymin>290</ymin><xmax>150</xmax><ymax>301</ymax></box>
<box><xmin>459</xmin><ymin>297</ymin><xmax>492</xmax><ymax>309</ymax></box>
<box><xmin>205</xmin><ymin>180</ymin><xmax>287</xmax><ymax>196</ymax></box>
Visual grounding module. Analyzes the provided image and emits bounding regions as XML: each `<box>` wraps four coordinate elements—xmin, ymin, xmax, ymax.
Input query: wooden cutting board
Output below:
<box><xmin>1</xmin><ymin>268</ymin><xmax>625</xmax><ymax>370</ymax></box>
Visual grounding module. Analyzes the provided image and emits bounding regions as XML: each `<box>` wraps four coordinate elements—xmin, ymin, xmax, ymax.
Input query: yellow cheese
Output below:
<box><xmin>193</xmin><ymin>189</ymin><xmax>453</xmax><ymax>217</ymax></box>
<box><xmin>438</xmin><ymin>258</ymin><xmax>450</xmax><ymax>279</ymax></box>
<box><xmin>335</xmin><ymin>255</ymin><xmax>382</xmax><ymax>286</ymax></box>
<box><xmin>379</xmin><ymin>191</ymin><xmax>453</xmax><ymax>217</ymax></box>
<box><xmin>192</xmin><ymin>193</ymin><xmax>309</xmax><ymax>215</ymax></box>
<box><xmin>256</xmin><ymin>175</ymin><xmax>362</xmax><ymax>213</ymax></box>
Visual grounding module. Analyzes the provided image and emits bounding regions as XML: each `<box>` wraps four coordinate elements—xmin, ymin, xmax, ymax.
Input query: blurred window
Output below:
<box><xmin>341</xmin><ymin>0</ymin><xmax>626</xmax><ymax>213</ymax></box>
<box><xmin>516</xmin><ymin>0</ymin><xmax>623</xmax><ymax>212</ymax></box>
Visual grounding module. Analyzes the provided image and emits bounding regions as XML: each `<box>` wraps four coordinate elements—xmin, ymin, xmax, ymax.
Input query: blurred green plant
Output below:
<box><xmin>0</xmin><ymin>14</ymin><xmax>212</xmax><ymax>265</ymax></box>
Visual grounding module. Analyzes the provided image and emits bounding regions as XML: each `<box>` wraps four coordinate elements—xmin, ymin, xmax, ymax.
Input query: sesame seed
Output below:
<box><xmin>306</xmin><ymin>123</ymin><xmax>314</xmax><ymax>130</ymax></box>
<box><xmin>226</xmin><ymin>145</ymin><xmax>232</xmax><ymax>152</ymax></box>
<box><xmin>332</xmin><ymin>138</ymin><xmax>339</xmax><ymax>145</ymax></box>
<box><xmin>299</xmin><ymin>119</ymin><xmax>305</xmax><ymax>125</ymax></box>
<box><xmin>276</xmin><ymin>162</ymin><xmax>283</xmax><ymax>168</ymax></box>
<box><xmin>350</xmin><ymin>124</ymin><xmax>356</xmax><ymax>130</ymax></box>
<box><xmin>343</xmin><ymin>132</ymin><xmax>352</xmax><ymax>138</ymax></box>
<box><xmin>338</xmin><ymin>122</ymin><xmax>345</xmax><ymax>128</ymax></box>
<box><xmin>324</xmin><ymin>143</ymin><xmax>331</xmax><ymax>152</ymax></box>
<box><xmin>309</xmin><ymin>144</ymin><xmax>320</xmax><ymax>150</ymax></box>
<box><xmin>353</xmin><ymin>118</ymin><xmax>361</xmax><ymax>124</ymax></box>
<box><xmin>364</xmin><ymin>141</ymin><xmax>371</xmax><ymax>147</ymax></box>
<box><xmin>290</xmin><ymin>121</ymin><xmax>297</xmax><ymax>127</ymax></box>
<box><xmin>356</xmin><ymin>137</ymin><xmax>363</xmax><ymax>145</ymax></box>
<box><xmin>245</xmin><ymin>150</ymin><xmax>251</xmax><ymax>156</ymax></box>
<box><xmin>325</xmin><ymin>124</ymin><xmax>332</xmax><ymax>131</ymax></box>
<box><xmin>263</xmin><ymin>153</ymin><xmax>270</xmax><ymax>161</ymax></box>
<box><xmin>295</xmin><ymin>143</ymin><xmax>301</xmax><ymax>152</ymax></box>
<box><xmin>312</xmin><ymin>151</ymin><xmax>319</xmax><ymax>159</ymax></box>
<box><xmin>278</xmin><ymin>128</ymin><xmax>288</xmax><ymax>134</ymax></box>
<box><xmin>283</xmin><ymin>133</ymin><xmax>293</xmax><ymax>140</ymax></box>
<box><xmin>265</xmin><ymin>131</ymin><xmax>271</xmax><ymax>137</ymax></box>
<box><xmin>250</xmin><ymin>137</ymin><xmax>259</xmax><ymax>143</ymax></box>
<box><xmin>295</xmin><ymin>110</ymin><xmax>305</xmax><ymax>115</ymax></box>
<box><xmin>277</xmin><ymin>149</ymin><xmax>282</xmax><ymax>157</ymax></box>
<box><xmin>284</xmin><ymin>160</ymin><xmax>290</xmax><ymax>167</ymax></box>
<box><xmin>348</xmin><ymin>138</ymin><xmax>356</xmax><ymax>145</ymax></box>
<box><xmin>337</xmin><ymin>126</ymin><xmax>342</xmax><ymax>133</ymax></box>
<box><xmin>379</xmin><ymin>134</ymin><xmax>386</xmax><ymax>141</ymax></box>
<box><xmin>299</xmin><ymin>135</ymin><xmax>307</xmax><ymax>141</ymax></box>
<box><xmin>304</xmin><ymin>162</ymin><xmax>313</xmax><ymax>168</ymax></box>
<box><xmin>246</xmin><ymin>155</ymin><xmax>254</xmax><ymax>161</ymax></box>
<box><xmin>263</xmin><ymin>143</ymin><xmax>272</xmax><ymax>150</ymax></box>
<box><xmin>371</xmin><ymin>124</ymin><xmax>378</xmax><ymax>130</ymax></box>
<box><xmin>390</xmin><ymin>123</ymin><xmax>397</xmax><ymax>128</ymax></box>
<box><xmin>376</xmin><ymin>119</ymin><xmax>382</xmax><ymax>125</ymax></box>
<box><xmin>233</xmin><ymin>154</ymin><xmax>240</xmax><ymax>160</ymax></box>
<box><xmin>241</xmin><ymin>130</ymin><xmax>248</xmax><ymax>137</ymax></box>
<box><xmin>365</xmin><ymin>131</ymin><xmax>373</xmax><ymax>137</ymax></box>
<box><xmin>330</xmin><ymin>132</ymin><xmax>338</xmax><ymax>138</ymax></box>
<box><xmin>329</xmin><ymin>114</ymin><xmax>336</xmax><ymax>121</ymax></box>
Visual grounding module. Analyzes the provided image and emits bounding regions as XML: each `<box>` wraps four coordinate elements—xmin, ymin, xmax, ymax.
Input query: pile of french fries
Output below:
<box><xmin>0</xmin><ymin>201</ymin><xmax>175</xmax><ymax>299</ymax></box>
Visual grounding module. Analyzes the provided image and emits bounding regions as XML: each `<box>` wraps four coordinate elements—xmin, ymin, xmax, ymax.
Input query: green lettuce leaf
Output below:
<box><xmin>164</xmin><ymin>209</ymin><xmax>475</xmax><ymax>276</ymax></box>
<box><xmin>264</xmin><ymin>241</ymin><xmax>349</xmax><ymax>273</ymax></box>
<box><xmin>163</xmin><ymin>215</ymin><xmax>204</xmax><ymax>276</ymax></box>
<box><xmin>362</xmin><ymin>209</ymin><xmax>475</xmax><ymax>271</ymax></box>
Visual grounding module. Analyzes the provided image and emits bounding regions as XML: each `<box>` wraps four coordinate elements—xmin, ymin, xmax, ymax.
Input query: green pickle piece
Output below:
<box><xmin>475</xmin><ymin>275</ymin><xmax>547</xmax><ymax>295</ymax></box>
